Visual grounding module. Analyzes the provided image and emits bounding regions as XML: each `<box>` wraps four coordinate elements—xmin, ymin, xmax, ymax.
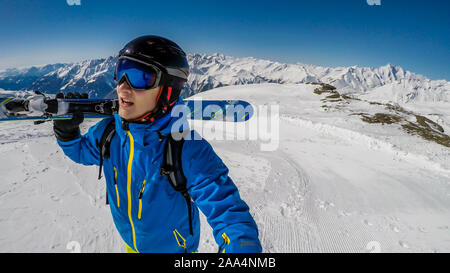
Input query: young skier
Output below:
<box><xmin>53</xmin><ymin>35</ymin><xmax>262</xmax><ymax>253</ymax></box>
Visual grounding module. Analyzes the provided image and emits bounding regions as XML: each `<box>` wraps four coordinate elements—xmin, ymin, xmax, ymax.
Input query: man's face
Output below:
<box><xmin>117</xmin><ymin>81</ymin><xmax>160</xmax><ymax>121</ymax></box>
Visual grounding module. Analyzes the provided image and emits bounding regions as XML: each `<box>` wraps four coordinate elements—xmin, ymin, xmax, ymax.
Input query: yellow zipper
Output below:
<box><xmin>114</xmin><ymin>167</ymin><xmax>119</xmax><ymax>207</ymax></box>
<box><xmin>125</xmin><ymin>130</ymin><xmax>138</xmax><ymax>253</ymax></box>
<box><xmin>138</xmin><ymin>180</ymin><xmax>146</xmax><ymax>220</ymax></box>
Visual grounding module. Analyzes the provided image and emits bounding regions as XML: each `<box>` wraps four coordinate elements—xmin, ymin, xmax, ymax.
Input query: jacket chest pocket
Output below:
<box><xmin>113</xmin><ymin>166</ymin><xmax>120</xmax><ymax>207</ymax></box>
<box><xmin>106</xmin><ymin>165</ymin><xmax>120</xmax><ymax>208</ymax></box>
<box><xmin>112</xmin><ymin>166</ymin><xmax>150</xmax><ymax>220</ymax></box>
<box><xmin>137</xmin><ymin>179</ymin><xmax>147</xmax><ymax>220</ymax></box>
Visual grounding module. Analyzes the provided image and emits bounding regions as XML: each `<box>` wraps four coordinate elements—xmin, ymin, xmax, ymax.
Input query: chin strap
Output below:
<box><xmin>128</xmin><ymin>85</ymin><xmax>177</xmax><ymax>124</ymax></box>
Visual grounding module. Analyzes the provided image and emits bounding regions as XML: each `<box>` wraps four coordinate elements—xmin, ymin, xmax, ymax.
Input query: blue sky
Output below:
<box><xmin>1</xmin><ymin>0</ymin><xmax>449</xmax><ymax>80</ymax></box>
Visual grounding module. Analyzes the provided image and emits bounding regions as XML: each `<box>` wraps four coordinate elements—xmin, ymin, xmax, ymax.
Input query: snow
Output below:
<box><xmin>187</xmin><ymin>54</ymin><xmax>450</xmax><ymax>103</ymax></box>
<box><xmin>2</xmin><ymin>53</ymin><xmax>449</xmax><ymax>104</ymax></box>
<box><xmin>0</xmin><ymin>83</ymin><xmax>449</xmax><ymax>253</ymax></box>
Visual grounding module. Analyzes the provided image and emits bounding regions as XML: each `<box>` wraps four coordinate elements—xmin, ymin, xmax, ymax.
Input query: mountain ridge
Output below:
<box><xmin>0</xmin><ymin>53</ymin><xmax>448</xmax><ymax>103</ymax></box>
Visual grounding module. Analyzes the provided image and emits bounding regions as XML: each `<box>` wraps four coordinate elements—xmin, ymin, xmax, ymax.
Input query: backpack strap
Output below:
<box><xmin>96</xmin><ymin>120</ymin><xmax>194</xmax><ymax>236</ymax></box>
<box><xmin>160</xmin><ymin>131</ymin><xmax>193</xmax><ymax>235</ymax></box>
<box><xmin>96</xmin><ymin>118</ymin><xmax>116</xmax><ymax>205</ymax></box>
<box><xmin>96</xmin><ymin>118</ymin><xmax>116</xmax><ymax>179</ymax></box>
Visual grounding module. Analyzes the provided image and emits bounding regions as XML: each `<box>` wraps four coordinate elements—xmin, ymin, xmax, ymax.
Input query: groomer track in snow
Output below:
<box><xmin>0</xmin><ymin>83</ymin><xmax>449</xmax><ymax>252</ymax></box>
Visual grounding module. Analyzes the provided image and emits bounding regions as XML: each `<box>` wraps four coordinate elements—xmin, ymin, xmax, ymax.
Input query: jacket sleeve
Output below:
<box><xmin>182</xmin><ymin>131</ymin><xmax>262</xmax><ymax>253</ymax></box>
<box><xmin>56</xmin><ymin>118</ymin><xmax>112</xmax><ymax>166</ymax></box>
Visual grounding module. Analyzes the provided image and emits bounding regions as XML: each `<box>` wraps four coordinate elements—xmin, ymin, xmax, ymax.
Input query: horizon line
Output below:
<box><xmin>0</xmin><ymin>53</ymin><xmax>447</xmax><ymax>82</ymax></box>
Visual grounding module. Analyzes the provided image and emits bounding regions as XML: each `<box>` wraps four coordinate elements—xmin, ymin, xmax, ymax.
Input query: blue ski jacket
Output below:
<box><xmin>56</xmin><ymin>98</ymin><xmax>262</xmax><ymax>253</ymax></box>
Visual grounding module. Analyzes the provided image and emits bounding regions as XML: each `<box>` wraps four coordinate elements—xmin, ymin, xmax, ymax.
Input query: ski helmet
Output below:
<box><xmin>115</xmin><ymin>35</ymin><xmax>190</xmax><ymax>123</ymax></box>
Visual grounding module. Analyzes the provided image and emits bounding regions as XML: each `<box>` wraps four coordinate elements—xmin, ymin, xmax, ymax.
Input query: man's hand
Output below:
<box><xmin>53</xmin><ymin>92</ymin><xmax>87</xmax><ymax>142</ymax></box>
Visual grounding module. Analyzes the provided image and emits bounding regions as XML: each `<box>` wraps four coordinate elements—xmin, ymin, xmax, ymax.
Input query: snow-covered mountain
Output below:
<box><xmin>0</xmin><ymin>63</ymin><xmax>67</xmax><ymax>90</ymax></box>
<box><xmin>28</xmin><ymin>56</ymin><xmax>117</xmax><ymax>98</ymax></box>
<box><xmin>0</xmin><ymin>53</ymin><xmax>449</xmax><ymax>103</ymax></box>
<box><xmin>187</xmin><ymin>54</ymin><xmax>449</xmax><ymax>103</ymax></box>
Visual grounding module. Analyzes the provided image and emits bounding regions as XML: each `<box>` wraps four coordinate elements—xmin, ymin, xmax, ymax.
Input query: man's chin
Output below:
<box><xmin>118</xmin><ymin>110</ymin><xmax>137</xmax><ymax>121</ymax></box>
<box><xmin>118</xmin><ymin>107</ymin><xmax>158</xmax><ymax>122</ymax></box>
<box><xmin>119</xmin><ymin>112</ymin><xmax>150</xmax><ymax>122</ymax></box>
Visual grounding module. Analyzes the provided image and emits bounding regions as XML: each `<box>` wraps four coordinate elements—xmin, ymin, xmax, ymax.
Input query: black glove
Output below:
<box><xmin>53</xmin><ymin>92</ymin><xmax>87</xmax><ymax>142</ymax></box>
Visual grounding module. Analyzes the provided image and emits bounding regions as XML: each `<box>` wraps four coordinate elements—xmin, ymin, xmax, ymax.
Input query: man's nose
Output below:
<box><xmin>118</xmin><ymin>80</ymin><xmax>133</xmax><ymax>93</ymax></box>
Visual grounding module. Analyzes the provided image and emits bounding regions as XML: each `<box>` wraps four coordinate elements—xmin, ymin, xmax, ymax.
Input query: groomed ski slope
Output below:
<box><xmin>0</xmin><ymin>83</ymin><xmax>449</xmax><ymax>252</ymax></box>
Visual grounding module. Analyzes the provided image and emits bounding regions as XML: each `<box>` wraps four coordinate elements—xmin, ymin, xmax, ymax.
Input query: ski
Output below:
<box><xmin>0</xmin><ymin>95</ymin><xmax>253</xmax><ymax>122</ymax></box>
<box><xmin>184</xmin><ymin>99</ymin><xmax>254</xmax><ymax>122</ymax></box>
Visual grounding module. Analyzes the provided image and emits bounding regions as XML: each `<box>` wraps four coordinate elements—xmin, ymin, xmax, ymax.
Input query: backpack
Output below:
<box><xmin>96</xmin><ymin>119</ymin><xmax>193</xmax><ymax>235</ymax></box>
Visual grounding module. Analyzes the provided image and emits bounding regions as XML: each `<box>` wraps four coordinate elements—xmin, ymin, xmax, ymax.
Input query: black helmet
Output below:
<box><xmin>116</xmin><ymin>35</ymin><xmax>190</xmax><ymax>122</ymax></box>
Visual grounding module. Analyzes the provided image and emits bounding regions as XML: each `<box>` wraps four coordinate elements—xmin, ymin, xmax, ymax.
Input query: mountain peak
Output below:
<box><xmin>0</xmin><ymin>54</ymin><xmax>448</xmax><ymax>103</ymax></box>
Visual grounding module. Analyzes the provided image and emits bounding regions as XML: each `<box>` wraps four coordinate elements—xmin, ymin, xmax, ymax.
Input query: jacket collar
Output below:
<box><xmin>113</xmin><ymin>98</ymin><xmax>190</xmax><ymax>148</ymax></box>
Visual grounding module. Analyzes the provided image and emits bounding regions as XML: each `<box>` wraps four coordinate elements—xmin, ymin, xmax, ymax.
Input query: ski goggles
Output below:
<box><xmin>114</xmin><ymin>56</ymin><xmax>163</xmax><ymax>90</ymax></box>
